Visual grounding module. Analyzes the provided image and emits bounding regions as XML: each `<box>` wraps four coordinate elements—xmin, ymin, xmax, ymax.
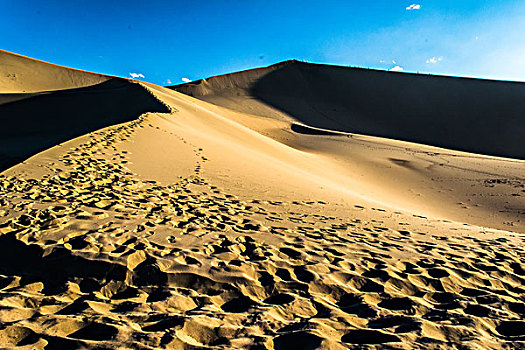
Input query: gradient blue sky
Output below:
<box><xmin>2</xmin><ymin>1</ymin><xmax>525</xmax><ymax>85</ymax></box>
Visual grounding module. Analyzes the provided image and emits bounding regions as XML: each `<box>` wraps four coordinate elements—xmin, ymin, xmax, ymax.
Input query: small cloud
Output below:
<box><xmin>392</xmin><ymin>59</ymin><xmax>397</xmax><ymax>64</ymax></box>
<box><xmin>426</xmin><ymin>56</ymin><xmax>443</xmax><ymax>64</ymax></box>
<box><xmin>181</xmin><ymin>77</ymin><xmax>191</xmax><ymax>83</ymax></box>
<box><xmin>129</xmin><ymin>72</ymin><xmax>145</xmax><ymax>79</ymax></box>
<box><xmin>390</xmin><ymin>65</ymin><xmax>404</xmax><ymax>72</ymax></box>
<box><xmin>379</xmin><ymin>59</ymin><xmax>385</xmax><ymax>63</ymax></box>
<box><xmin>475</xmin><ymin>36</ymin><xmax>479</xmax><ymax>40</ymax></box>
<box><xmin>166</xmin><ymin>79</ymin><xmax>172</xmax><ymax>85</ymax></box>
<box><xmin>406</xmin><ymin>4</ymin><xmax>421</xmax><ymax>10</ymax></box>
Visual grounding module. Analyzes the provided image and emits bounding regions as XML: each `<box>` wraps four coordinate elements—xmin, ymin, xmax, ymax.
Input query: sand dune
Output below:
<box><xmin>172</xmin><ymin>60</ymin><xmax>525</xmax><ymax>159</ymax></box>
<box><xmin>0</xmin><ymin>50</ymin><xmax>170</xmax><ymax>171</ymax></box>
<box><xmin>0</xmin><ymin>79</ymin><xmax>170</xmax><ymax>171</ymax></box>
<box><xmin>0</xmin><ymin>52</ymin><xmax>524</xmax><ymax>349</ymax></box>
<box><xmin>0</xmin><ymin>49</ymin><xmax>108</xmax><ymax>93</ymax></box>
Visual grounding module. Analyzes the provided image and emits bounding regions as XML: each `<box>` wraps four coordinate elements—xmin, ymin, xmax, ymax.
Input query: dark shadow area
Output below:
<box><xmin>174</xmin><ymin>61</ymin><xmax>525</xmax><ymax>159</ymax></box>
<box><xmin>0</xmin><ymin>79</ymin><xmax>170</xmax><ymax>171</ymax></box>
<box><xmin>0</xmin><ymin>232</ymin><xmax>127</xmax><ymax>294</ymax></box>
<box><xmin>252</xmin><ymin>62</ymin><xmax>525</xmax><ymax>159</ymax></box>
<box><xmin>273</xmin><ymin>331</ymin><xmax>323</xmax><ymax>350</ymax></box>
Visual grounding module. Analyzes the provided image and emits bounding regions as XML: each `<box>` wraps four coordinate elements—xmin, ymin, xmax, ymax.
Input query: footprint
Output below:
<box><xmin>220</xmin><ymin>295</ymin><xmax>258</xmax><ymax>313</ymax></box>
<box><xmin>141</xmin><ymin>315</ymin><xmax>184</xmax><ymax>332</ymax></box>
<box><xmin>273</xmin><ymin>331</ymin><xmax>323</xmax><ymax>350</ymax></box>
<box><xmin>368</xmin><ymin>315</ymin><xmax>421</xmax><ymax>333</ymax></box>
<box><xmin>279</xmin><ymin>247</ymin><xmax>302</xmax><ymax>260</ymax></box>
<box><xmin>68</xmin><ymin>322</ymin><xmax>119</xmax><ymax>341</ymax></box>
<box><xmin>264</xmin><ymin>293</ymin><xmax>295</xmax><ymax>305</ymax></box>
<box><xmin>337</xmin><ymin>293</ymin><xmax>377</xmax><ymax>318</ymax></box>
<box><xmin>341</xmin><ymin>329</ymin><xmax>400</xmax><ymax>344</ymax></box>
<box><xmin>495</xmin><ymin>321</ymin><xmax>525</xmax><ymax>338</ymax></box>
<box><xmin>377</xmin><ymin>297</ymin><xmax>417</xmax><ymax>313</ymax></box>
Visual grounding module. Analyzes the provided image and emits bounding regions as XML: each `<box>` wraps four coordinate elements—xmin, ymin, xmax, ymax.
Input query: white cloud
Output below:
<box><xmin>379</xmin><ymin>59</ymin><xmax>385</xmax><ymax>63</ymax></box>
<box><xmin>166</xmin><ymin>79</ymin><xmax>172</xmax><ymax>85</ymax></box>
<box><xmin>129</xmin><ymin>72</ymin><xmax>145</xmax><ymax>79</ymax></box>
<box><xmin>392</xmin><ymin>59</ymin><xmax>397</xmax><ymax>64</ymax></box>
<box><xmin>406</xmin><ymin>4</ymin><xmax>421</xmax><ymax>10</ymax></box>
<box><xmin>390</xmin><ymin>65</ymin><xmax>404</xmax><ymax>72</ymax></box>
<box><xmin>426</xmin><ymin>56</ymin><xmax>443</xmax><ymax>64</ymax></box>
<box><xmin>181</xmin><ymin>77</ymin><xmax>191</xmax><ymax>83</ymax></box>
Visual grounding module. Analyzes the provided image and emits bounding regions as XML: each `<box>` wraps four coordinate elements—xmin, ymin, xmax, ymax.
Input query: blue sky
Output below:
<box><xmin>1</xmin><ymin>1</ymin><xmax>525</xmax><ymax>85</ymax></box>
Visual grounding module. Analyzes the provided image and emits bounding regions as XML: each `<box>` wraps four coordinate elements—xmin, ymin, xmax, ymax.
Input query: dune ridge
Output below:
<box><xmin>0</xmin><ymin>49</ymin><xmax>109</xmax><ymax>93</ymax></box>
<box><xmin>172</xmin><ymin>60</ymin><xmax>525</xmax><ymax>160</ymax></box>
<box><xmin>0</xmin><ymin>51</ymin><xmax>524</xmax><ymax>349</ymax></box>
<box><xmin>0</xmin><ymin>79</ymin><xmax>171</xmax><ymax>171</ymax></box>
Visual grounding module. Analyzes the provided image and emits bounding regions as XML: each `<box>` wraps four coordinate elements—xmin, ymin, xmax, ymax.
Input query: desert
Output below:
<box><xmin>0</xmin><ymin>48</ymin><xmax>524</xmax><ymax>349</ymax></box>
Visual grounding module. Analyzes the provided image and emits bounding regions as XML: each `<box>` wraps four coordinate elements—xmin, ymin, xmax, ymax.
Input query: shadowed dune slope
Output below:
<box><xmin>172</xmin><ymin>60</ymin><xmax>525</xmax><ymax>159</ymax></box>
<box><xmin>0</xmin><ymin>49</ymin><xmax>172</xmax><ymax>170</ymax></box>
<box><xmin>0</xmin><ymin>79</ymin><xmax>170</xmax><ymax>171</ymax></box>
<box><xmin>0</xmin><ymin>49</ymin><xmax>109</xmax><ymax>93</ymax></box>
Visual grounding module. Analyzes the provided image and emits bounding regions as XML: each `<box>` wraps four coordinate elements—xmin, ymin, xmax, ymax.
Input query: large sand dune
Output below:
<box><xmin>0</xmin><ymin>51</ymin><xmax>524</xmax><ymax>349</ymax></box>
<box><xmin>172</xmin><ymin>60</ymin><xmax>525</xmax><ymax>159</ymax></box>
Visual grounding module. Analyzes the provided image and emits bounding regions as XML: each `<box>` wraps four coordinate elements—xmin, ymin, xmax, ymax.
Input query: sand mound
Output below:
<box><xmin>0</xmin><ymin>49</ymin><xmax>109</xmax><ymax>93</ymax></box>
<box><xmin>0</xmin><ymin>49</ymin><xmax>172</xmax><ymax>170</ymax></box>
<box><xmin>172</xmin><ymin>60</ymin><xmax>525</xmax><ymax>159</ymax></box>
<box><xmin>0</xmin><ymin>79</ymin><xmax>171</xmax><ymax>171</ymax></box>
<box><xmin>0</xmin><ymin>53</ymin><xmax>524</xmax><ymax>349</ymax></box>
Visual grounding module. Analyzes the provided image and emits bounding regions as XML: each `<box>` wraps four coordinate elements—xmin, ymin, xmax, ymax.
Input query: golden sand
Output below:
<box><xmin>0</xmin><ymin>50</ymin><xmax>524</xmax><ymax>349</ymax></box>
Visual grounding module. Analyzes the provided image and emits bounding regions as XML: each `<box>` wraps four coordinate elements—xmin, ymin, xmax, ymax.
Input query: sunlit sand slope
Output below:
<box><xmin>0</xmin><ymin>49</ymin><xmax>108</xmax><ymax>93</ymax></box>
<box><xmin>0</xmin><ymin>55</ymin><xmax>524</xmax><ymax>349</ymax></box>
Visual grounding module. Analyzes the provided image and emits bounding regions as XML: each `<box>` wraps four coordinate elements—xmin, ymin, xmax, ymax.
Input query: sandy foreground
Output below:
<box><xmin>0</xmin><ymin>50</ymin><xmax>524</xmax><ymax>349</ymax></box>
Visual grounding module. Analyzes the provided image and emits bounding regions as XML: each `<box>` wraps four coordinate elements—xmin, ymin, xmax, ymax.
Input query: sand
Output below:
<box><xmin>0</xmin><ymin>50</ymin><xmax>524</xmax><ymax>349</ymax></box>
<box><xmin>0</xmin><ymin>49</ymin><xmax>108</xmax><ymax>93</ymax></box>
<box><xmin>172</xmin><ymin>60</ymin><xmax>525</xmax><ymax>160</ymax></box>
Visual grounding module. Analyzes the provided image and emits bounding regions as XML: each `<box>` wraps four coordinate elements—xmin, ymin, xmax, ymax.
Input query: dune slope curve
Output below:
<box><xmin>0</xmin><ymin>50</ymin><xmax>171</xmax><ymax>171</ymax></box>
<box><xmin>0</xmin><ymin>79</ymin><xmax>171</xmax><ymax>171</ymax></box>
<box><xmin>172</xmin><ymin>60</ymin><xmax>525</xmax><ymax>159</ymax></box>
<box><xmin>0</xmin><ymin>49</ymin><xmax>108</xmax><ymax>93</ymax></box>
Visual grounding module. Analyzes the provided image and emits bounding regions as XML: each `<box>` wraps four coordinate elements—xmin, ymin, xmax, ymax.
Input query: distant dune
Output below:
<box><xmin>172</xmin><ymin>60</ymin><xmax>525</xmax><ymax>159</ymax></box>
<box><xmin>0</xmin><ymin>52</ymin><xmax>524</xmax><ymax>349</ymax></box>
